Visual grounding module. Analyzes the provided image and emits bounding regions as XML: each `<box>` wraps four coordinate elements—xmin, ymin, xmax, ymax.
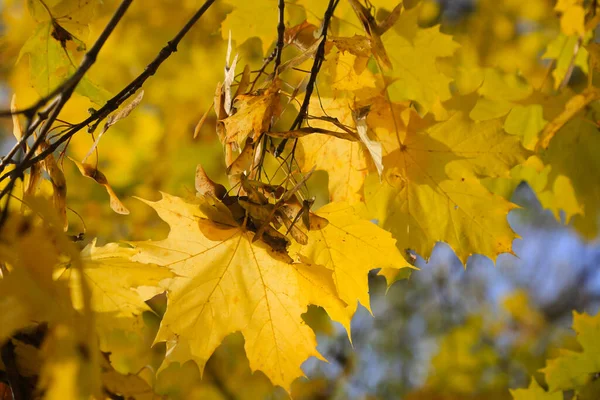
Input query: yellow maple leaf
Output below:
<box><xmin>510</xmin><ymin>378</ymin><xmax>562</xmax><ymax>400</ymax></box>
<box><xmin>542</xmin><ymin>34</ymin><xmax>589</xmax><ymax>90</ymax></box>
<box><xmin>0</xmin><ymin>210</ymin><xmax>74</xmax><ymax>342</ymax></box>
<box><xmin>469</xmin><ymin>68</ymin><xmax>533</xmax><ymax>121</ymax></box>
<box><xmin>323</xmin><ymin>48</ymin><xmax>377</xmax><ymax>92</ymax></box>
<box><xmin>542</xmin><ymin>117</ymin><xmax>600</xmax><ymax>237</ymax></box>
<box><xmin>221</xmin><ymin>1</ymin><xmax>280</xmax><ymax>55</ymax></box>
<box><xmin>504</xmin><ymin>105</ymin><xmax>547</xmax><ymax>150</ymax></box>
<box><xmin>130</xmin><ymin>193</ymin><xmax>347</xmax><ymax>391</ymax></box>
<box><xmin>483</xmin><ymin>156</ymin><xmax>584</xmax><ymax>225</ymax></box>
<box><xmin>293</xmin><ymin>202</ymin><xmax>412</xmax><ymax>327</ymax></box>
<box><xmin>541</xmin><ymin>311</ymin><xmax>600</xmax><ymax>392</ymax></box>
<box><xmin>381</xmin><ymin>4</ymin><xmax>459</xmax><ymax>116</ymax></box>
<box><xmin>365</xmin><ymin>109</ymin><xmax>522</xmax><ymax>263</ymax></box>
<box><xmin>0</xmin><ymin>204</ymin><xmax>102</xmax><ymax>398</ymax></box>
<box><xmin>55</xmin><ymin>240</ymin><xmax>173</xmax><ymax>351</ymax></box>
<box><xmin>555</xmin><ymin>0</ymin><xmax>586</xmax><ymax>37</ymax></box>
<box><xmin>297</xmin><ymin>98</ymin><xmax>372</xmax><ymax>203</ymax></box>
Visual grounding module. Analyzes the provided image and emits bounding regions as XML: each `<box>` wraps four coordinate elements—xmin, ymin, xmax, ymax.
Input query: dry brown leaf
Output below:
<box><xmin>195</xmin><ymin>164</ymin><xmax>226</xmax><ymax>199</ymax></box>
<box><xmin>69</xmin><ymin>157</ymin><xmax>129</xmax><ymax>215</ymax></box>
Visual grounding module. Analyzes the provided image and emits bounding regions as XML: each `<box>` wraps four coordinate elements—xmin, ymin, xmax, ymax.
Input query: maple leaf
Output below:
<box><xmin>0</xmin><ymin>211</ymin><xmax>73</xmax><ymax>342</ymax></box>
<box><xmin>365</xmin><ymin>107</ymin><xmax>524</xmax><ymax>263</ymax></box>
<box><xmin>221</xmin><ymin>1</ymin><xmax>279</xmax><ymax>55</ymax></box>
<box><xmin>483</xmin><ymin>156</ymin><xmax>583</xmax><ymax>225</ymax></box>
<box><xmin>0</xmin><ymin>202</ymin><xmax>102</xmax><ymax>398</ymax></box>
<box><xmin>469</xmin><ymin>68</ymin><xmax>533</xmax><ymax>121</ymax></box>
<box><xmin>541</xmin><ymin>116</ymin><xmax>600</xmax><ymax>237</ymax></box>
<box><xmin>18</xmin><ymin>0</ymin><xmax>109</xmax><ymax>104</ymax></box>
<box><xmin>292</xmin><ymin>202</ymin><xmax>412</xmax><ymax>329</ymax></box>
<box><xmin>297</xmin><ymin>98</ymin><xmax>372</xmax><ymax>203</ymax></box>
<box><xmin>555</xmin><ymin>0</ymin><xmax>586</xmax><ymax>37</ymax></box>
<box><xmin>510</xmin><ymin>379</ymin><xmax>562</xmax><ymax>400</ymax></box>
<box><xmin>129</xmin><ymin>193</ymin><xmax>347</xmax><ymax>391</ymax></box>
<box><xmin>55</xmin><ymin>240</ymin><xmax>173</xmax><ymax>350</ymax></box>
<box><xmin>221</xmin><ymin>81</ymin><xmax>281</xmax><ymax>151</ymax></box>
<box><xmin>542</xmin><ymin>34</ymin><xmax>589</xmax><ymax>90</ymax></box>
<box><xmin>541</xmin><ymin>311</ymin><xmax>600</xmax><ymax>392</ymax></box>
<box><xmin>381</xmin><ymin>4</ymin><xmax>459</xmax><ymax>116</ymax></box>
<box><xmin>504</xmin><ymin>105</ymin><xmax>547</xmax><ymax>150</ymax></box>
<box><xmin>323</xmin><ymin>48</ymin><xmax>377</xmax><ymax>92</ymax></box>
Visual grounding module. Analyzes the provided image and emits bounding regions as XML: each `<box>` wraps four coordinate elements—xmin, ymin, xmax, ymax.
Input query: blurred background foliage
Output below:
<box><xmin>1</xmin><ymin>0</ymin><xmax>599</xmax><ymax>399</ymax></box>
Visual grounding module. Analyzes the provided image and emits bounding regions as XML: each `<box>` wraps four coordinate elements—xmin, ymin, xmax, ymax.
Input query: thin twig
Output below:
<box><xmin>274</xmin><ymin>0</ymin><xmax>286</xmax><ymax>72</ymax></box>
<box><xmin>0</xmin><ymin>0</ymin><xmax>134</xmax><ymax>226</ymax></box>
<box><xmin>275</xmin><ymin>0</ymin><xmax>339</xmax><ymax>156</ymax></box>
<box><xmin>0</xmin><ymin>0</ymin><xmax>217</xmax><ymax>213</ymax></box>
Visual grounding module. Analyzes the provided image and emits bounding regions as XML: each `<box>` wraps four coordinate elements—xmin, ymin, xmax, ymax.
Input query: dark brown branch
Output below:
<box><xmin>19</xmin><ymin>0</ymin><xmax>216</xmax><ymax>166</ymax></box>
<box><xmin>0</xmin><ymin>0</ymin><xmax>217</xmax><ymax>209</ymax></box>
<box><xmin>274</xmin><ymin>0</ymin><xmax>286</xmax><ymax>72</ymax></box>
<box><xmin>0</xmin><ymin>0</ymin><xmax>133</xmax><ymax>175</ymax></box>
<box><xmin>0</xmin><ymin>0</ymin><xmax>134</xmax><ymax>225</ymax></box>
<box><xmin>275</xmin><ymin>0</ymin><xmax>339</xmax><ymax>156</ymax></box>
<box><xmin>0</xmin><ymin>0</ymin><xmax>133</xmax><ymax>121</ymax></box>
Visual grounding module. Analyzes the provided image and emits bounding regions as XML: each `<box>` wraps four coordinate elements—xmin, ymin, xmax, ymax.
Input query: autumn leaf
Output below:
<box><xmin>381</xmin><ymin>3</ymin><xmax>459</xmax><ymax>116</ymax></box>
<box><xmin>469</xmin><ymin>68</ymin><xmax>533</xmax><ymax>121</ymax></box>
<box><xmin>129</xmin><ymin>193</ymin><xmax>348</xmax><ymax>391</ymax></box>
<box><xmin>293</xmin><ymin>202</ymin><xmax>412</xmax><ymax>329</ymax></box>
<box><xmin>541</xmin><ymin>311</ymin><xmax>600</xmax><ymax>392</ymax></box>
<box><xmin>542</xmin><ymin>34</ymin><xmax>589</xmax><ymax>90</ymax></box>
<box><xmin>18</xmin><ymin>20</ymin><xmax>108</xmax><ymax>104</ymax></box>
<box><xmin>221</xmin><ymin>81</ymin><xmax>281</xmax><ymax>151</ymax></box>
<box><xmin>221</xmin><ymin>0</ymin><xmax>280</xmax><ymax>55</ymax></box>
<box><xmin>297</xmin><ymin>97</ymin><xmax>372</xmax><ymax>203</ymax></box>
<box><xmin>510</xmin><ymin>378</ymin><xmax>562</xmax><ymax>400</ymax></box>
<box><xmin>555</xmin><ymin>0</ymin><xmax>585</xmax><ymax>37</ymax></box>
<box><xmin>541</xmin><ymin>116</ymin><xmax>600</xmax><ymax>237</ymax></box>
<box><xmin>365</xmin><ymin>108</ymin><xmax>523</xmax><ymax>263</ymax></box>
<box><xmin>0</xmin><ymin>203</ymin><xmax>101</xmax><ymax>398</ymax></box>
<box><xmin>483</xmin><ymin>156</ymin><xmax>583</xmax><ymax>225</ymax></box>
<box><xmin>55</xmin><ymin>240</ymin><xmax>173</xmax><ymax>349</ymax></box>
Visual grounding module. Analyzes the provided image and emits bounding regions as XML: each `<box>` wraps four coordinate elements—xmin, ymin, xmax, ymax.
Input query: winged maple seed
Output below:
<box><xmin>194</xmin><ymin>164</ymin><xmax>328</xmax><ymax>262</ymax></box>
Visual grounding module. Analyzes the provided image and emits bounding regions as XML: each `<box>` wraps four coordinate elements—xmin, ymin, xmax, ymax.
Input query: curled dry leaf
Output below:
<box><xmin>11</xmin><ymin>95</ymin><xmax>42</xmax><ymax>198</ymax></box>
<box><xmin>353</xmin><ymin>106</ymin><xmax>383</xmax><ymax>177</ymax></box>
<box><xmin>83</xmin><ymin>90</ymin><xmax>144</xmax><ymax>163</ymax></box>
<box><xmin>10</xmin><ymin>95</ymin><xmax>23</xmax><ymax>142</ymax></box>
<box><xmin>68</xmin><ymin>158</ymin><xmax>129</xmax><ymax>215</ymax></box>
<box><xmin>277</xmin><ymin>37</ymin><xmax>324</xmax><ymax>74</ymax></box>
<box><xmin>195</xmin><ymin>164</ymin><xmax>226</xmax><ymax>199</ymax></box>
<box><xmin>348</xmin><ymin>0</ymin><xmax>392</xmax><ymax>70</ymax></box>
<box><xmin>331</xmin><ymin>35</ymin><xmax>372</xmax><ymax>58</ymax></box>
<box><xmin>39</xmin><ymin>142</ymin><xmax>68</xmax><ymax>231</ymax></box>
<box><xmin>223</xmin><ymin>31</ymin><xmax>239</xmax><ymax>116</ymax></box>
<box><xmin>222</xmin><ymin>80</ymin><xmax>281</xmax><ymax>151</ymax></box>
<box><xmin>285</xmin><ymin>20</ymin><xmax>319</xmax><ymax>51</ymax></box>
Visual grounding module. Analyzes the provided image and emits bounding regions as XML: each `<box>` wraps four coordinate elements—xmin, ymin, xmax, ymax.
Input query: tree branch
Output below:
<box><xmin>0</xmin><ymin>0</ymin><xmax>134</xmax><ymax>225</ymax></box>
<box><xmin>275</xmin><ymin>0</ymin><xmax>339</xmax><ymax>156</ymax></box>
<box><xmin>0</xmin><ymin>0</ymin><xmax>217</xmax><ymax>222</ymax></box>
<box><xmin>274</xmin><ymin>0</ymin><xmax>286</xmax><ymax>72</ymax></box>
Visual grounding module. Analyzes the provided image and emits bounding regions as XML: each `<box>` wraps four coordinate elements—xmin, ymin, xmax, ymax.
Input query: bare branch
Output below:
<box><xmin>0</xmin><ymin>0</ymin><xmax>218</xmax><ymax>223</ymax></box>
<box><xmin>275</xmin><ymin>0</ymin><xmax>340</xmax><ymax>156</ymax></box>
